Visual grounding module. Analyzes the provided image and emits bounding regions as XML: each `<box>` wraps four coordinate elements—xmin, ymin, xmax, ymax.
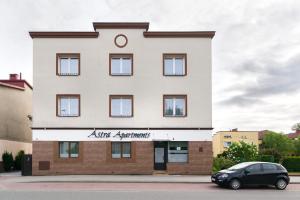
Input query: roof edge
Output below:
<box><xmin>0</xmin><ymin>82</ymin><xmax>25</xmax><ymax>91</ymax></box>
<box><xmin>144</xmin><ymin>31</ymin><xmax>215</xmax><ymax>38</ymax></box>
<box><xmin>29</xmin><ymin>32</ymin><xmax>99</xmax><ymax>39</ymax></box>
<box><xmin>93</xmin><ymin>22</ymin><xmax>149</xmax><ymax>31</ymax></box>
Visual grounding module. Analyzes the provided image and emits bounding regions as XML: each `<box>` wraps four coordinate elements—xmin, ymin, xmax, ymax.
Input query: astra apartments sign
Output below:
<box><xmin>88</xmin><ymin>130</ymin><xmax>151</xmax><ymax>140</ymax></box>
<box><xmin>32</xmin><ymin>129</ymin><xmax>212</xmax><ymax>141</ymax></box>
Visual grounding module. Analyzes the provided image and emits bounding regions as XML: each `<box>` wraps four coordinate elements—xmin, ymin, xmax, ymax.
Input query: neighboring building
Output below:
<box><xmin>0</xmin><ymin>74</ymin><xmax>32</xmax><ymax>171</ymax></box>
<box><xmin>213</xmin><ymin>129</ymin><xmax>259</xmax><ymax>157</ymax></box>
<box><xmin>287</xmin><ymin>130</ymin><xmax>300</xmax><ymax>140</ymax></box>
<box><xmin>30</xmin><ymin>22</ymin><xmax>215</xmax><ymax>175</ymax></box>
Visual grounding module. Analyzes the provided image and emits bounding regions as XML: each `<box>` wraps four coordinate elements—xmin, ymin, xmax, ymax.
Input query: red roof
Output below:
<box><xmin>287</xmin><ymin>130</ymin><xmax>300</xmax><ymax>139</ymax></box>
<box><xmin>0</xmin><ymin>80</ymin><xmax>32</xmax><ymax>90</ymax></box>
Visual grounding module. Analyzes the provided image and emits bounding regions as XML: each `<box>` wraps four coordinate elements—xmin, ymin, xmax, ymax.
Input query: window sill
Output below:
<box><xmin>163</xmin><ymin>115</ymin><xmax>187</xmax><ymax>118</ymax></box>
<box><xmin>57</xmin><ymin>115</ymin><xmax>80</xmax><ymax>117</ymax></box>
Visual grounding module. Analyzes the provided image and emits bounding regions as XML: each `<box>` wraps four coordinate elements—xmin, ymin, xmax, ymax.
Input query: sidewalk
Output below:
<box><xmin>1</xmin><ymin>173</ymin><xmax>300</xmax><ymax>184</ymax></box>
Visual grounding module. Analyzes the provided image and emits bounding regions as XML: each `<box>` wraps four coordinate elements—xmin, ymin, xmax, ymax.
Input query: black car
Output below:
<box><xmin>211</xmin><ymin>162</ymin><xmax>290</xmax><ymax>190</ymax></box>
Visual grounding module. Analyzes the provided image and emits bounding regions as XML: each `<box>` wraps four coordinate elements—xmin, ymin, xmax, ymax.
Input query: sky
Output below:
<box><xmin>0</xmin><ymin>0</ymin><xmax>299</xmax><ymax>133</ymax></box>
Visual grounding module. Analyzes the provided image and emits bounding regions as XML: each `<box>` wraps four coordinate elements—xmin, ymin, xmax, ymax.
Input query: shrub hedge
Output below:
<box><xmin>257</xmin><ymin>154</ymin><xmax>275</xmax><ymax>162</ymax></box>
<box><xmin>2</xmin><ymin>151</ymin><xmax>14</xmax><ymax>171</ymax></box>
<box><xmin>14</xmin><ymin>150</ymin><xmax>25</xmax><ymax>170</ymax></box>
<box><xmin>212</xmin><ymin>157</ymin><xmax>235</xmax><ymax>173</ymax></box>
<box><xmin>282</xmin><ymin>157</ymin><xmax>300</xmax><ymax>172</ymax></box>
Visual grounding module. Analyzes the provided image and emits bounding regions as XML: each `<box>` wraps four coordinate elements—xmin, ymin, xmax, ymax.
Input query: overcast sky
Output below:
<box><xmin>0</xmin><ymin>0</ymin><xmax>299</xmax><ymax>133</ymax></box>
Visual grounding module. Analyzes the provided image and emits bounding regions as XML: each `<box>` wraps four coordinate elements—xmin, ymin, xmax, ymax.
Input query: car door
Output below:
<box><xmin>242</xmin><ymin>164</ymin><xmax>264</xmax><ymax>185</ymax></box>
<box><xmin>261</xmin><ymin>163</ymin><xmax>279</xmax><ymax>185</ymax></box>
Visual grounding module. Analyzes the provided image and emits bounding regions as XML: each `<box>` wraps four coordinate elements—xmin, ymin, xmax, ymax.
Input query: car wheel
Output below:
<box><xmin>229</xmin><ymin>179</ymin><xmax>241</xmax><ymax>190</ymax></box>
<box><xmin>275</xmin><ymin>179</ymin><xmax>287</xmax><ymax>190</ymax></box>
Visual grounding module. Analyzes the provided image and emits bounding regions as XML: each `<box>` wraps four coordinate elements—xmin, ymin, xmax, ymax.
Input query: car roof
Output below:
<box><xmin>241</xmin><ymin>161</ymin><xmax>279</xmax><ymax>165</ymax></box>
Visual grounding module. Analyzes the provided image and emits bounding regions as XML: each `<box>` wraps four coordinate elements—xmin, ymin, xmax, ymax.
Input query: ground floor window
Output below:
<box><xmin>59</xmin><ymin>142</ymin><xmax>79</xmax><ymax>158</ymax></box>
<box><xmin>168</xmin><ymin>141</ymin><xmax>188</xmax><ymax>163</ymax></box>
<box><xmin>112</xmin><ymin>142</ymin><xmax>131</xmax><ymax>158</ymax></box>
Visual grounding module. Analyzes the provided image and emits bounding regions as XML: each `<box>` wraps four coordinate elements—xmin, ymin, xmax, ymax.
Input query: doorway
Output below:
<box><xmin>154</xmin><ymin>141</ymin><xmax>168</xmax><ymax>170</ymax></box>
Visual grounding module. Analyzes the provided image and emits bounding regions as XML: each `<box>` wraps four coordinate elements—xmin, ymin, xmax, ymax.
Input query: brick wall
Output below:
<box><xmin>167</xmin><ymin>141</ymin><xmax>213</xmax><ymax>175</ymax></box>
<box><xmin>32</xmin><ymin>141</ymin><xmax>212</xmax><ymax>175</ymax></box>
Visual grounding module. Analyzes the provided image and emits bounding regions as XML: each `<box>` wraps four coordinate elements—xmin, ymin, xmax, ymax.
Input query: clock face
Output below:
<box><xmin>114</xmin><ymin>34</ymin><xmax>128</xmax><ymax>48</ymax></box>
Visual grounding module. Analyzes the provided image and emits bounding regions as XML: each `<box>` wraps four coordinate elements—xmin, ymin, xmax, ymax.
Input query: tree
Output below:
<box><xmin>294</xmin><ymin>136</ymin><xmax>300</xmax><ymax>156</ymax></box>
<box><xmin>221</xmin><ymin>141</ymin><xmax>258</xmax><ymax>163</ymax></box>
<box><xmin>261</xmin><ymin>131</ymin><xmax>295</xmax><ymax>157</ymax></box>
<box><xmin>292</xmin><ymin>123</ymin><xmax>300</xmax><ymax>131</ymax></box>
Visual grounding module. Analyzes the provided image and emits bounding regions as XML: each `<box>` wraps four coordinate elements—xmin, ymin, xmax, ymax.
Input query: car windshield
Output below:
<box><xmin>228</xmin><ymin>163</ymin><xmax>253</xmax><ymax>171</ymax></box>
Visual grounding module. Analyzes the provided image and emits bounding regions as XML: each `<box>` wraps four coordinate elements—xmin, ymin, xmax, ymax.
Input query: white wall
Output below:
<box><xmin>33</xmin><ymin>29</ymin><xmax>212</xmax><ymax>128</ymax></box>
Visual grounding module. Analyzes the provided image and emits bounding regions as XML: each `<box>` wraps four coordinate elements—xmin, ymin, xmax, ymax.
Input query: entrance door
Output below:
<box><xmin>154</xmin><ymin>141</ymin><xmax>167</xmax><ymax>170</ymax></box>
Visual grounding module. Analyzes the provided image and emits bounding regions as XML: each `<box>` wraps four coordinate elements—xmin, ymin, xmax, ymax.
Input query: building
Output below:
<box><xmin>213</xmin><ymin>129</ymin><xmax>259</xmax><ymax>157</ymax></box>
<box><xmin>287</xmin><ymin>130</ymin><xmax>300</xmax><ymax>140</ymax></box>
<box><xmin>0</xmin><ymin>74</ymin><xmax>32</xmax><ymax>171</ymax></box>
<box><xmin>30</xmin><ymin>22</ymin><xmax>214</xmax><ymax>175</ymax></box>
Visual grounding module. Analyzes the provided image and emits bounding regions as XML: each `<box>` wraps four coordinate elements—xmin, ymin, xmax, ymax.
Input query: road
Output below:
<box><xmin>0</xmin><ymin>183</ymin><xmax>300</xmax><ymax>200</ymax></box>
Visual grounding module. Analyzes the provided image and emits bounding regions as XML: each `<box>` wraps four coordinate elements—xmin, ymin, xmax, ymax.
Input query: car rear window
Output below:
<box><xmin>262</xmin><ymin>163</ymin><xmax>277</xmax><ymax>171</ymax></box>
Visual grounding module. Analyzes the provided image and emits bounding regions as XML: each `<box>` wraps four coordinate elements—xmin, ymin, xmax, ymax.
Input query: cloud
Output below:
<box><xmin>220</xmin><ymin>54</ymin><xmax>300</xmax><ymax>107</ymax></box>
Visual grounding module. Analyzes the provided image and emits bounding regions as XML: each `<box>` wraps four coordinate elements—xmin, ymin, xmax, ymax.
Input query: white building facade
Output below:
<box><xmin>30</xmin><ymin>22</ymin><xmax>214</xmax><ymax>175</ymax></box>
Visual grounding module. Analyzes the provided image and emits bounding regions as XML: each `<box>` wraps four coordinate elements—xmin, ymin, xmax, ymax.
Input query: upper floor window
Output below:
<box><xmin>223</xmin><ymin>141</ymin><xmax>232</xmax><ymax>148</ymax></box>
<box><xmin>59</xmin><ymin>141</ymin><xmax>79</xmax><ymax>158</ymax></box>
<box><xmin>110</xmin><ymin>95</ymin><xmax>133</xmax><ymax>117</ymax></box>
<box><xmin>56</xmin><ymin>53</ymin><xmax>80</xmax><ymax>76</ymax></box>
<box><xmin>109</xmin><ymin>54</ymin><xmax>133</xmax><ymax>76</ymax></box>
<box><xmin>57</xmin><ymin>95</ymin><xmax>80</xmax><ymax>117</ymax></box>
<box><xmin>163</xmin><ymin>54</ymin><xmax>186</xmax><ymax>76</ymax></box>
<box><xmin>163</xmin><ymin>95</ymin><xmax>187</xmax><ymax>117</ymax></box>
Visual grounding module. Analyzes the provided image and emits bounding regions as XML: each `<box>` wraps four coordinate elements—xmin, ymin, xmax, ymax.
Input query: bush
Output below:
<box><xmin>2</xmin><ymin>151</ymin><xmax>14</xmax><ymax>171</ymax></box>
<box><xmin>213</xmin><ymin>157</ymin><xmax>235</xmax><ymax>173</ymax></box>
<box><xmin>257</xmin><ymin>154</ymin><xmax>275</xmax><ymax>162</ymax></box>
<box><xmin>282</xmin><ymin>157</ymin><xmax>300</xmax><ymax>172</ymax></box>
<box><xmin>14</xmin><ymin>150</ymin><xmax>25</xmax><ymax>170</ymax></box>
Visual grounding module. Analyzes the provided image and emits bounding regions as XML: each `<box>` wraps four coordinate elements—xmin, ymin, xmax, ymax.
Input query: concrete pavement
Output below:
<box><xmin>1</xmin><ymin>172</ymin><xmax>300</xmax><ymax>183</ymax></box>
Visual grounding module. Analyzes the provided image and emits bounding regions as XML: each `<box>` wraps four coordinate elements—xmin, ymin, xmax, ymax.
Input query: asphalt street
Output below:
<box><xmin>0</xmin><ymin>183</ymin><xmax>300</xmax><ymax>200</ymax></box>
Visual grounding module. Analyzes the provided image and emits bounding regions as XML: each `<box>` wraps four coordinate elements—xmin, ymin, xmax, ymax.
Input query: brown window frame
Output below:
<box><xmin>163</xmin><ymin>95</ymin><xmax>187</xmax><ymax>117</ymax></box>
<box><xmin>58</xmin><ymin>141</ymin><xmax>80</xmax><ymax>159</ymax></box>
<box><xmin>111</xmin><ymin>142</ymin><xmax>132</xmax><ymax>159</ymax></box>
<box><xmin>56</xmin><ymin>94</ymin><xmax>81</xmax><ymax>117</ymax></box>
<box><xmin>109</xmin><ymin>95</ymin><xmax>134</xmax><ymax>117</ymax></box>
<box><xmin>163</xmin><ymin>53</ymin><xmax>187</xmax><ymax>76</ymax></box>
<box><xmin>56</xmin><ymin>53</ymin><xmax>80</xmax><ymax>76</ymax></box>
<box><xmin>109</xmin><ymin>54</ymin><xmax>133</xmax><ymax>76</ymax></box>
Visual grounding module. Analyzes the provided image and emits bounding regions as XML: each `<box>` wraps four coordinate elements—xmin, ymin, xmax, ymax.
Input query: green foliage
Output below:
<box><xmin>212</xmin><ymin>157</ymin><xmax>235</xmax><ymax>173</ymax></box>
<box><xmin>2</xmin><ymin>151</ymin><xmax>14</xmax><ymax>171</ymax></box>
<box><xmin>282</xmin><ymin>157</ymin><xmax>300</xmax><ymax>172</ymax></box>
<box><xmin>294</xmin><ymin>136</ymin><xmax>300</xmax><ymax>156</ymax></box>
<box><xmin>257</xmin><ymin>154</ymin><xmax>275</xmax><ymax>162</ymax></box>
<box><xmin>14</xmin><ymin>150</ymin><xmax>25</xmax><ymax>170</ymax></box>
<box><xmin>261</xmin><ymin>131</ymin><xmax>295</xmax><ymax>157</ymax></box>
<box><xmin>259</xmin><ymin>148</ymin><xmax>282</xmax><ymax>163</ymax></box>
<box><xmin>221</xmin><ymin>141</ymin><xmax>258</xmax><ymax>163</ymax></box>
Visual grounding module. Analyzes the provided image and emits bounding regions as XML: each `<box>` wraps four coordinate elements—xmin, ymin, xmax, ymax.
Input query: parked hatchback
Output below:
<box><xmin>211</xmin><ymin>162</ymin><xmax>289</xmax><ymax>190</ymax></box>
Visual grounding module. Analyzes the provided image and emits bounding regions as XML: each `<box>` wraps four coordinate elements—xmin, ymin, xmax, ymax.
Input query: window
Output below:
<box><xmin>59</xmin><ymin>142</ymin><xmax>79</xmax><ymax>158</ymax></box>
<box><xmin>262</xmin><ymin>163</ymin><xmax>277</xmax><ymax>172</ymax></box>
<box><xmin>111</xmin><ymin>142</ymin><xmax>131</xmax><ymax>158</ymax></box>
<box><xmin>223</xmin><ymin>141</ymin><xmax>231</xmax><ymax>148</ymax></box>
<box><xmin>163</xmin><ymin>54</ymin><xmax>186</xmax><ymax>76</ymax></box>
<box><xmin>57</xmin><ymin>95</ymin><xmax>80</xmax><ymax>117</ymax></box>
<box><xmin>109</xmin><ymin>54</ymin><xmax>133</xmax><ymax>76</ymax></box>
<box><xmin>224</xmin><ymin>135</ymin><xmax>232</xmax><ymax>139</ymax></box>
<box><xmin>163</xmin><ymin>95</ymin><xmax>187</xmax><ymax>117</ymax></box>
<box><xmin>110</xmin><ymin>95</ymin><xmax>133</xmax><ymax>117</ymax></box>
<box><xmin>246</xmin><ymin>164</ymin><xmax>261</xmax><ymax>173</ymax></box>
<box><xmin>168</xmin><ymin>141</ymin><xmax>188</xmax><ymax>163</ymax></box>
<box><xmin>57</xmin><ymin>54</ymin><xmax>80</xmax><ymax>76</ymax></box>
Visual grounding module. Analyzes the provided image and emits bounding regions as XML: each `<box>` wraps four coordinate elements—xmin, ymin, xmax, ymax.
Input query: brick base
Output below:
<box><xmin>32</xmin><ymin>141</ymin><xmax>212</xmax><ymax>175</ymax></box>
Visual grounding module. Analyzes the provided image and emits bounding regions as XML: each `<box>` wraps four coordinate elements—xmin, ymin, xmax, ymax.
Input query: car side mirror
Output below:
<box><xmin>244</xmin><ymin>170</ymin><xmax>250</xmax><ymax>175</ymax></box>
